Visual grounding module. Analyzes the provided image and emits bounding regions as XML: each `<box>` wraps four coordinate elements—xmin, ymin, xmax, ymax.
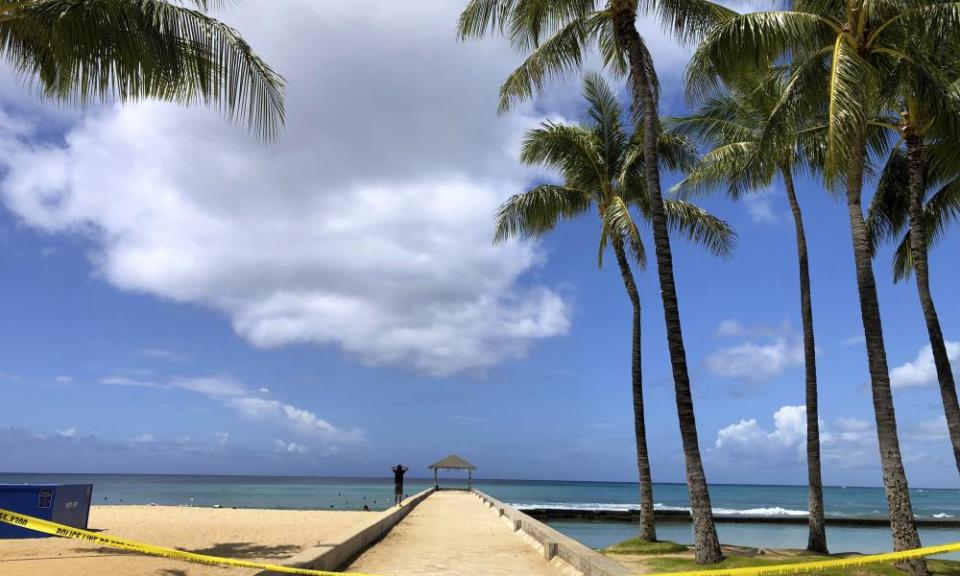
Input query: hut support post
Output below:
<box><xmin>468</xmin><ymin>469</ymin><xmax>472</xmax><ymax>489</ymax></box>
<box><xmin>433</xmin><ymin>468</ymin><xmax>438</xmax><ymax>490</ymax></box>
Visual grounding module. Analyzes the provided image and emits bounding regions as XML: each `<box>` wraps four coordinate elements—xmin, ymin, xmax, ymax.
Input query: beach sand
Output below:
<box><xmin>347</xmin><ymin>491</ymin><xmax>574</xmax><ymax>576</ymax></box>
<box><xmin>0</xmin><ymin>505</ymin><xmax>370</xmax><ymax>576</ymax></box>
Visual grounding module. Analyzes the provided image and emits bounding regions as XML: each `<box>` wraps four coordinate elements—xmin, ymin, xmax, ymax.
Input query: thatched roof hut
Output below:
<box><xmin>429</xmin><ymin>454</ymin><xmax>476</xmax><ymax>489</ymax></box>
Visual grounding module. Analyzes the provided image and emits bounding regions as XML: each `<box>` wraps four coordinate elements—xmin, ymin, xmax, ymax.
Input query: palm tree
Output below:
<box><xmin>494</xmin><ymin>71</ymin><xmax>736</xmax><ymax>544</ymax></box>
<box><xmin>458</xmin><ymin>0</ymin><xmax>734</xmax><ymax>562</ymax></box>
<box><xmin>0</xmin><ymin>0</ymin><xmax>285</xmax><ymax>139</ymax></box>
<box><xmin>868</xmin><ymin>138</ymin><xmax>960</xmax><ymax>477</ymax></box>
<box><xmin>685</xmin><ymin>3</ymin><xmax>960</xmax><ymax>573</ymax></box>
<box><xmin>668</xmin><ymin>69</ymin><xmax>829</xmax><ymax>553</ymax></box>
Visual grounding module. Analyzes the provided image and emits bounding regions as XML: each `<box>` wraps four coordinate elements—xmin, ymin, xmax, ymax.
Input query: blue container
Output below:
<box><xmin>0</xmin><ymin>484</ymin><xmax>93</xmax><ymax>538</ymax></box>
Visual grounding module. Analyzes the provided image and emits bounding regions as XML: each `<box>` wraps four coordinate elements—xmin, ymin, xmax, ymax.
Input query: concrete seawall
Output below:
<box><xmin>474</xmin><ymin>490</ymin><xmax>631</xmax><ymax>576</ymax></box>
<box><xmin>521</xmin><ymin>508</ymin><xmax>960</xmax><ymax>528</ymax></box>
<box><xmin>257</xmin><ymin>488</ymin><xmax>435</xmax><ymax>575</ymax></box>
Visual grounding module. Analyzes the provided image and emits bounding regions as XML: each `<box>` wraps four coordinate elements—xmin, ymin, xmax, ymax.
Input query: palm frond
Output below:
<box><xmin>662</xmin><ymin>198</ymin><xmax>737</xmax><ymax>256</ymax></box>
<box><xmin>457</xmin><ymin>0</ymin><xmax>519</xmax><ymax>39</ymax></box>
<box><xmin>824</xmin><ymin>37</ymin><xmax>875</xmax><ymax>180</ymax></box>
<box><xmin>685</xmin><ymin>11</ymin><xmax>836</xmax><ymax>101</ymax></box>
<box><xmin>583</xmin><ymin>71</ymin><xmax>625</xmax><ymax>177</ymax></box>
<box><xmin>865</xmin><ymin>147</ymin><xmax>910</xmax><ymax>255</ymax></box>
<box><xmin>520</xmin><ymin>121</ymin><xmax>606</xmax><ymax>188</ymax></box>
<box><xmin>638</xmin><ymin>0</ymin><xmax>739</xmax><ymax>44</ymax></box>
<box><xmin>924</xmin><ymin>176</ymin><xmax>960</xmax><ymax>250</ymax></box>
<box><xmin>670</xmin><ymin>141</ymin><xmax>766</xmax><ymax>199</ymax></box>
<box><xmin>506</xmin><ymin>0</ymin><xmax>597</xmax><ymax>51</ymax></box>
<box><xmin>599</xmin><ymin>195</ymin><xmax>645</xmax><ymax>268</ymax></box>
<box><xmin>494</xmin><ymin>184</ymin><xmax>593</xmax><ymax>242</ymax></box>
<box><xmin>497</xmin><ymin>15</ymin><xmax>590</xmax><ymax>113</ymax></box>
<box><xmin>0</xmin><ymin>0</ymin><xmax>285</xmax><ymax>139</ymax></box>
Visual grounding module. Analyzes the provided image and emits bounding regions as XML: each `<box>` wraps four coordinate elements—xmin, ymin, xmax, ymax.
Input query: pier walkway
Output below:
<box><xmin>346</xmin><ymin>491</ymin><xmax>571</xmax><ymax>576</ymax></box>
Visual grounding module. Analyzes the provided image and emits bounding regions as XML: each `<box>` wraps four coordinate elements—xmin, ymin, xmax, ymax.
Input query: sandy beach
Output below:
<box><xmin>0</xmin><ymin>505</ymin><xmax>370</xmax><ymax>576</ymax></box>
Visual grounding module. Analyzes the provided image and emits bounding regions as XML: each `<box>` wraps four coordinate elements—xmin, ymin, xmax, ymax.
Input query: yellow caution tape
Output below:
<box><xmin>4</xmin><ymin>506</ymin><xmax>960</xmax><ymax>576</ymax></box>
<box><xmin>0</xmin><ymin>507</ymin><xmax>375</xmax><ymax>576</ymax></box>
<box><xmin>646</xmin><ymin>540</ymin><xmax>960</xmax><ymax>576</ymax></box>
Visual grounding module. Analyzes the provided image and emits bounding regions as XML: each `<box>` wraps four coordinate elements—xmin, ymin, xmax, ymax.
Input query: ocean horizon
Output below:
<box><xmin>3</xmin><ymin>472</ymin><xmax>960</xmax><ymax>557</ymax></box>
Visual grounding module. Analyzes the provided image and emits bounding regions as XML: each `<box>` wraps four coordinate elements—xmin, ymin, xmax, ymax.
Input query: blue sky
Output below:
<box><xmin>0</xmin><ymin>0</ymin><xmax>957</xmax><ymax>488</ymax></box>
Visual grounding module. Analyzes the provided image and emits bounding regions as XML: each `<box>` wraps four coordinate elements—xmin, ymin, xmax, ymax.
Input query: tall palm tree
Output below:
<box><xmin>0</xmin><ymin>0</ymin><xmax>285</xmax><ymax>139</ymax></box>
<box><xmin>686</xmin><ymin>3</ymin><xmax>960</xmax><ymax>573</ymax></box>
<box><xmin>668</xmin><ymin>69</ymin><xmax>829</xmax><ymax>553</ymax></box>
<box><xmin>494</xmin><ymin>71</ymin><xmax>736</xmax><ymax>544</ymax></box>
<box><xmin>868</xmin><ymin>138</ymin><xmax>960</xmax><ymax>476</ymax></box>
<box><xmin>458</xmin><ymin>1</ymin><xmax>734</xmax><ymax>562</ymax></box>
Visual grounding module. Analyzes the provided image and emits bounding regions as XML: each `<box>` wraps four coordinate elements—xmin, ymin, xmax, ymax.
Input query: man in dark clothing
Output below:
<box><xmin>392</xmin><ymin>464</ymin><xmax>408</xmax><ymax>506</ymax></box>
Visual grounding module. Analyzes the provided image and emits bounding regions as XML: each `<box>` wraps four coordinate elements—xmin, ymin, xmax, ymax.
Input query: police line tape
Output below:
<box><xmin>0</xmin><ymin>507</ymin><xmax>375</xmax><ymax>576</ymax></box>
<box><xmin>2</xmin><ymin>506</ymin><xmax>960</xmax><ymax>576</ymax></box>
<box><xmin>645</xmin><ymin>539</ymin><xmax>960</xmax><ymax>576</ymax></box>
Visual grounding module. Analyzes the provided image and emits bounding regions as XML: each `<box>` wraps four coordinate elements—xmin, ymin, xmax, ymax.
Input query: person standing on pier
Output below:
<box><xmin>392</xmin><ymin>464</ymin><xmax>408</xmax><ymax>506</ymax></box>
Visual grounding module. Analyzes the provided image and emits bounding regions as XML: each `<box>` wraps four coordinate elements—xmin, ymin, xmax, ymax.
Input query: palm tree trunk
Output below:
<box><xmin>780</xmin><ymin>166</ymin><xmax>827</xmax><ymax>554</ymax></box>
<box><xmin>846</xmin><ymin>135</ymin><xmax>927</xmax><ymax>576</ymax></box>
<box><xmin>613</xmin><ymin>239</ymin><xmax>657</xmax><ymax>542</ymax></box>
<box><xmin>610</xmin><ymin>0</ymin><xmax>722</xmax><ymax>563</ymax></box>
<box><xmin>904</xmin><ymin>132</ymin><xmax>960</xmax><ymax>477</ymax></box>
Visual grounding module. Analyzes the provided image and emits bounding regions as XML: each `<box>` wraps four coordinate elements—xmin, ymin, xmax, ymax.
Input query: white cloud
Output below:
<box><xmin>712</xmin><ymin>406</ymin><xmax>878</xmax><ymax>469</ymax></box>
<box><xmin>744</xmin><ymin>189</ymin><xmax>780</xmax><ymax>224</ymax></box>
<box><xmin>715</xmin><ymin>319</ymin><xmax>745</xmax><ymax>337</ymax></box>
<box><xmin>274</xmin><ymin>439</ymin><xmax>308</xmax><ymax>455</ymax></box>
<box><xmin>0</xmin><ymin>0</ymin><xmax>573</xmax><ymax>377</ymax></box>
<box><xmin>713</xmin><ymin>405</ymin><xmax>807</xmax><ymax>464</ymax></box>
<box><xmin>55</xmin><ymin>376</ymin><xmax>74</xmax><ymax>384</ymax></box>
<box><xmin>214</xmin><ymin>431</ymin><xmax>230</xmax><ymax>446</ymax></box>
<box><xmin>706</xmin><ymin>337</ymin><xmax>804</xmax><ymax>382</ymax></box>
<box><xmin>170</xmin><ymin>376</ymin><xmax>247</xmax><ymax>397</ymax></box>
<box><xmin>55</xmin><ymin>427</ymin><xmax>76</xmax><ymax>438</ymax></box>
<box><xmin>837</xmin><ymin>335</ymin><xmax>865</xmax><ymax>348</ymax></box>
<box><xmin>140</xmin><ymin>348</ymin><xmax>187</xmax><ymax>362</ymax></box>
<box><xmin>100</xmin><ymin>374</ymin><xmax>363</xmax><ymax>449</ymax></box>
<box><xmin>101</xmin><ymin>376</ymin><xmax>162</xmax><ymax>389</ymax></box>
<box><xmin>890</xmin><ymin>341</ymin><xmax>960</xmax><ymax>389</ymax></box>
<box><xmin>131</xmin><ymin>433</ymin><xmax>156</xmax><ymax>443</ymax></box>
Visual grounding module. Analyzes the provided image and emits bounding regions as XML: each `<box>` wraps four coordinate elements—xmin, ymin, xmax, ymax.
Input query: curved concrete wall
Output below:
<box><xmin>257</xmin><ymin>488</ymin><xmax>435</xmax><ymax>575</ymax></box>
<box><xmin>473</xmin><ymin>490</ymin><xmax>631</xmax><ymax>576</ymax></box>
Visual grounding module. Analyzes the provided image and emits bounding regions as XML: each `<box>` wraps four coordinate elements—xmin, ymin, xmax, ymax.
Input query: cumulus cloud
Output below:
<box><xmin>55</xmin><ymin>427</ymin><xmax>77</xmax><ymax>438</ymax></box>
<box><xmin>713</xmin><ymin>406</ymin><xmax>807</xmax><ymax>465</ymax></box>
<box><xmin>274</xmin><ymin>439</ymin><xmax>308</xmax><ymax>455</ymax></box>
<box><xmin>706</xmin><ymin>337</ymin><xmax>804</xmax><ymax>382</ymax></box>
<box><xmin>890</xmin><ymin>341</ymin><xmax>960</xmax><ymax>389</ymax></box>
<box><xmin>711</xmin><ymin>406</ymin><xmax>878</xmax><ymax>469</ymax></box>
<box><xmin>0</xmin><ymin>0</ymin><xmax>578</xmax><ymax>377</ymax></box>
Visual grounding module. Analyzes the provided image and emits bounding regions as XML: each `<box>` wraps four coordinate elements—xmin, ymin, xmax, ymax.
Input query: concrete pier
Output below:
<box><xmin>345</xmin><ymin>491</ymin><xmax>574</xmax><ymax>576</ymax></box>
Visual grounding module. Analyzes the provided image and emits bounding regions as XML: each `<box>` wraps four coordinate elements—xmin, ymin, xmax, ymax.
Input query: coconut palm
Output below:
<box><xmin>685</xmin><ymin>2</ymin><xmax>960</xmax><ymax>573</ymax></box>
<box><xmin>458</xmin><ymin>0</ymin><xmax>734</xmax><ymax>562</ymax></box>
<box><xmin>495</xmin><ymin>72</ymin><xmax>735</xmax><ymax>545</ymax></box>
<box><xmin>868</xmin><ymin>137</ymin><xmax>960</xmax><ymax>476</ymax></box>
<box><xmin>667</xmin><ymin>68</ymin><xmax>829</xmax><ymax>553</ymax></box>
<box><xmin>0</xmin><ymin>0</ymin><xmax>285</xmax><ymax>139</ymax></box>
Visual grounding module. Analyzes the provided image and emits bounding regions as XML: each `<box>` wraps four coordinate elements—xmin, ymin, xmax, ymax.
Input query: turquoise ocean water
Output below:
<box><xmin>2</xmin><ymin>473</ymin><xmax>959</xmax><ymax>554</ymax></box>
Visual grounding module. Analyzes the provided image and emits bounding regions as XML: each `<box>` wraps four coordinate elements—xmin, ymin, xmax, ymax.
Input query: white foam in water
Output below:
<box><xmin>510</xmin><ymin>502</ymin><xmax>809</xmax><ymax>517</ymax></box>
<box><xmin>934</xmin><ymin>513</ymin><xmax>955</xmax><ymax>519</ymax></box>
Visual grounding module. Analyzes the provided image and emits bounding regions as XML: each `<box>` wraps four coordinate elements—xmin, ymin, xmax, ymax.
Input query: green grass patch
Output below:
<box><xmin>646</xmin><ymin>555</ymin><xmax>960</xmax><ymax>576</ymax></box>
<box><xmin>605</xmin><ymin>538</ymin><xmax>689</xmax><ymax>555</ymax></box>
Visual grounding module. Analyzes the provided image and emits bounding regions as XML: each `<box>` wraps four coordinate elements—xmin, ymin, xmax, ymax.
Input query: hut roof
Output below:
<box><xmin>428</xmin><ymin>454</ymin><xmax>476</xmax><ymax>470</ymax></box>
